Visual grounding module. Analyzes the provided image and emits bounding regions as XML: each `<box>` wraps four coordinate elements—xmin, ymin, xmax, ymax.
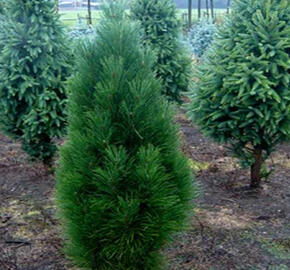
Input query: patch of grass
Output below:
<box><xmin>59</xmin><ymin>8</ymin><xmax>227</xmax><ymax>29</ymax></box>
<box><xmin>242</xmin><ymin>231</ymin><xmax>290</xmax><ymax>260</ymax></box>
<box><xmin>59</xmin><ymin>10</ymin><xmax>101</xmax><ymax>28</ymax></box>
<box><xmin>268</xmin><ymin>265</ymin><xmax>289</xmax><ymax>270</ymax></box>
<box><xmin>262</xmin><ymin>238</ymin><xmax>290</xmax><ymax>260</ymax></box>
<box><xmin>188</xmin><ymin>159</ymin><xmax>209</xmax><ymax>171</ymax></box>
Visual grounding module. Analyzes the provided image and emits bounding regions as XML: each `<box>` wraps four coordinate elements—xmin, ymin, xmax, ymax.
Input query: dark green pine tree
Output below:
<box><xmin>56</xmin><ymin>2</ymin><xmax>194</xmax><ymax>269</ymax></box>
<box><xmin>187</xmin><ymin>0</ymin><xmax>290</xmax><ymax>188</ymax></box>
<box><xmin>131</xmin><ymin>0</ymin><xmax>192</xmax><ymax>103</ymax></box>
<box><xmin>0</xmin><ymin>0</ymin><xmax>71</xmax><ymax>165</ymax></box>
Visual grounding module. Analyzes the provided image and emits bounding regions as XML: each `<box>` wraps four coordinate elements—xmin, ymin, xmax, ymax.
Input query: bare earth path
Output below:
<box><xmin>0</xmin><ymin>113</ymin><xmax>289</xmax><ymax>270</ymax></box>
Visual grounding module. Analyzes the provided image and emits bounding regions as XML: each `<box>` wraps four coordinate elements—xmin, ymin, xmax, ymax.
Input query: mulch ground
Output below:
<box><xmin>0</xmin><ymin>112</ymin><xmax>289</xmax><ymax>270</ymax></box>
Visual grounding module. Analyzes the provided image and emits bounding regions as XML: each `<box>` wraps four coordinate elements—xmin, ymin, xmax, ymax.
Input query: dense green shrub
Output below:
<box><xmin>56</xmin><ymin>2</ymin><xmax>194</xmax><ymax>269</ymax></box>
<box><xmin>189</xmin><ymin>19</ymin><xmax>217</xmax><ymax>58</ymax></box>
<box><xmin>131</xmin><ymin>0</ymin><xmax>192</xmax><ymax>103</ymax></box>
<box><xmin>187</xmin><ymin>0</ymin><xmax>290</xmax><ymax>188</ymax></box>
<box><xmin>0</xmin><ymin>0</ymin><xmax>71</xmax><ymax>164</ymax></box>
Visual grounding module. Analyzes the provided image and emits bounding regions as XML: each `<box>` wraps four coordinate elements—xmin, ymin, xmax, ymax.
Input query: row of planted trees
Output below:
<box><xmin>0</xmin><ymin>0</ymin><xmax>289</xmax><ymax>269</ymax></box>
<box><xmin>0</xmin><ymin>0</ymin><xmax>191</xmax><ymax>165</ymax></box>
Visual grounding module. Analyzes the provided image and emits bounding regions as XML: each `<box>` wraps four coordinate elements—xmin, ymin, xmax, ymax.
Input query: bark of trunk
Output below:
<box><xmin>198</xmin><ymin>0</ymin><xmax>201</xmax><ymax>19</ymax></box>
<box><xmin>227</xmin><ymin>0</ymin><xmax>231</xmax><ymax>14</ymax></box>
<box><xmin>250</xmin><ymin>147</ymin><xmax>263</xmax><ymax>188</ymax></box>
<box><xmin>88</xmin><ymin>0</ymin><xmax>92</xmax><ymax>25</ymax></box>
<box><xmin>42</xmin><ymin>135</ymin><xmax>53</xmax><ymax>168</ymax></box>
<box><xmin>188</xmin><ymin>0</ymin><xmax>192</xmax><ymax>29</ymax></box>
<box><xmin>206</xmin><ymin>0</ymin><xmax>209</xmax><ymax>19</ymax></box>
<box><xmin>210</xmin><ymin>0</ymin><xmax>214</xmax><ymax>19</ymax></box>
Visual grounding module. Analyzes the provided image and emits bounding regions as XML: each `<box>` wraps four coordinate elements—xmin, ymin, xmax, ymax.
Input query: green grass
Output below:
<box><xmin>177</xmin><ymin>8</ymin><xmax>227</xmax><ymax>15</ymax></box>
<box><xmin>59</xmin><ymin>8</ymin><xmax>228</xmax><ymax>29</ymax></box>
<box><xmin>59</xmin><ymin>10</ymin><xmax>101</xmax><ymax>28</ymax></box>
<box><xmin>262</xmin><ymin>238</ymin><xmax>290</xmax><ymax>260</ymax></box>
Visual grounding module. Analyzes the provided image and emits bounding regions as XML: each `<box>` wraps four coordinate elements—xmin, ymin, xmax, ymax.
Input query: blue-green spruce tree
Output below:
<box><xmin>56</xmin><ymin>2</ymin><xmax>194</xmax><ymax>269</ymax></box>
<box><xmin>187</xmin><ymin>0</ymin><xmax>290</xmax><ymax>188</ymax></box>
<box><xmin>0</xmin><ymin>0</ymin><xmax>71</xmax><ymax>164</ymax></box>
<box><xmin>189</xmin><ymin>19</ymin><xmax>217</xmax><ymax>58</ymax></box>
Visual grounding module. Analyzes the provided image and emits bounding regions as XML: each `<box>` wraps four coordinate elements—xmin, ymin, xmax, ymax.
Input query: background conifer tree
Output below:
<box><xmin>0</xmin><ymin>2</ymin><xmax>5</xmax><ymax>47</ymax></box>
<box><xmin>131</xmin><ymin>0</ymin><xmax>191</xmax><ymax>103</ymax></box>
<box><xmin>56</xmin><ymin>2</ymin><xmax>194</xmax><ymax>269</ymax></box>
<box><xmin>0</xmin><ymin>0</ymin><xmax>71</xmax><ymax>165</ymax></box>
<box><xmin>187</xmin><ymin>0</ymin><xmax>290</xmax><ymax>188</ymax></box>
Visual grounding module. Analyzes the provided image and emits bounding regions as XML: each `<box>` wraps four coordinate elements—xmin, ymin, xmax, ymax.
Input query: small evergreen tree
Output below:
<box><xmin>0</xmin><ymin>0</ymin><xmax>71</xmax><ymax>164</ymax></box>
<box><xmin>189</xmin><ymin>19</ymin><xmax>217</xmax><ymax>58</ymax></box>
<box><xmin>131</xmin><ymin>0</ymin><xmax>191</xmax><ymax>103</ymax></box>
<box><xmin>56</xmin><ymin>2</ymin><xmax>194</xmax><ymax>269</ymax></box>
<box><xmin>187</xmin><ymin>0</ymin><xmax>290</xmax><ymax>188</ymax></box>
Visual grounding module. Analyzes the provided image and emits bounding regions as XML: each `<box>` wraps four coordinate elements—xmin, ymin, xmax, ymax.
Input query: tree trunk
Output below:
<box><xmin>42</xmin><ymin>134</ymin><xmax>53</xmax><ymax>168</ymax></box>
<box><xmin>210</xmin><ymin>0</ymin><xmax>214</xmax><ymax>19</ymax></box>
<box><xmin>88</xmin><ymin>0</ymin><xmax>92</xmax><ymax>25</ymax></box>
<box><xmin>188</xmin><ymin>0</ymin><xmax>192</xmax><ymax>29</ymax></box>
<box><xmin>227</xmin><ymin>0</ymin><xmax>231</xmax><ymax>14</ymax></box>
<box><xmin>250</xmin><ymin>147</ymin><xmax>263</xmax><ymax>188</ymax></box>
<box><xmin>198</xmin><ymin>0</ymin><xmax>201</xmax><ymax>19</ymax></box>
<box><xmin>205</xmin><ymin>0</ymin><xmax>209</xmax><ymax>19</ymax></box>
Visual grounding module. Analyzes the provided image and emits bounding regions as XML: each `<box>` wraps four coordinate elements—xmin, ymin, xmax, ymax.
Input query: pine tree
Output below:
<box><xmin>187</xmin><ymin>0</ymin><xmax>290</xmax><ymax>188</ymax></box>
<box><xmin>131</xmin><ymin>0</ymin><xmax>191</xmax><ymax>103</ymax></box>
<box><xmin>56</xmin><ymin>2</ymin><xmax>194</xmax><ymax>269</ymax></box>
<box><xmin>0</xmin><ymin>0</ymin><xmax>71</xmax><ymax>165</ymax></box>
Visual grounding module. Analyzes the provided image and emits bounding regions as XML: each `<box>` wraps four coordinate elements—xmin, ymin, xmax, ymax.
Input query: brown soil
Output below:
<box><xmin>0</xmin><ymin>113</ymin><xmax>289</xmax><ymax>270</ymax></box>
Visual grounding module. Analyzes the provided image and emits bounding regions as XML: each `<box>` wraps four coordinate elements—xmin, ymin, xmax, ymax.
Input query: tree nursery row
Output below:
<box><xmin>0</xmin><ymin>0</ymin><xmax>289</xmax><ymax>269</ymax></box>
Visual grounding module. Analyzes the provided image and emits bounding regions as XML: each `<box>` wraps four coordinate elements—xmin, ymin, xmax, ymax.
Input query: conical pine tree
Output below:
<box><xmin>187</xmin><ymin>0</ymin><xmax>290</xmax><ymax>188</ymax></box>
<box><xmin>0</xmin><ymin>0</ymin><xmax>71</xmax><ymax>164</ymax></box>
<box><xmin>131</xmin><ymin>0</ymin><xmax>192</xmax><ymax>103</ymax></box>
<box><xmin>56</xmin><ymin>2</ymin><xmax>194</xmax><ymax>269</ymax></box>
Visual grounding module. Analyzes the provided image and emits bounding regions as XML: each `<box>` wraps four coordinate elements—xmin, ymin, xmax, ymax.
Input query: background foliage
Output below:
<box><xmin>131</xmin><ymin>0</ymin><xmax>192</xmax><ymax>103</ymax></box>
<box><xmin>0</xmin><ymin>0</ymin><xmax>71</xmax><ymax>164</ymax></box>
<box><xmin>189</xmin><ymin>19</ymin><xmax>217</xmax><ymax>58</ymax></box>
<box><xmin>68</xmin><ymin>18</ymin><xmax>96</xmax><ymax>40</ymax></box>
